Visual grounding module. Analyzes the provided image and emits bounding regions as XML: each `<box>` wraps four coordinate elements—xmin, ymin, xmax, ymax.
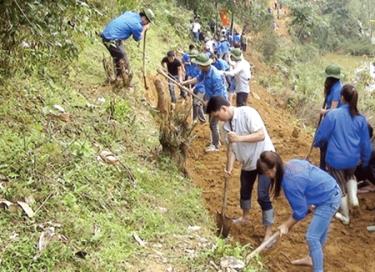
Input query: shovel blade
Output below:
<box><xmin>216</xmin><ymin>212</ymin><xmax>232</xmax><ymax>238</ymax></box>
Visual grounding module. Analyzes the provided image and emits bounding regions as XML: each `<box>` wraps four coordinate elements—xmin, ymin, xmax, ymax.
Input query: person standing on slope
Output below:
<box><xmin>206</xmin><ymin>96</ymin><xmax>276</xmax><ymax>242</ymax></box>
<box><xmin>101</xmin><ymin>9</ymin><xmax>154</xmax><ymax>83</ymax></box>
<box><xmin>183</xmin><ymin>54</ymin><xmax>227</xmax><ymax>152</ymax></box>
<box><xmin>224</xmin><ymin>48</ymin><xmax>251</xmax><ymax>107</ymax></box>
<box><xmin>257</xmin><ymin>151</ymin><xmax>341</xmax><ymax>272</ymax></box>
<box><xmin>314</xmin><ymin>84</ymin><xmax>371</xmax><ymax>225</ymax></box>
<box><xmin>318</xmin><ymin>64</ymin><xmax>343</xmax><ymax>170</ymax></box>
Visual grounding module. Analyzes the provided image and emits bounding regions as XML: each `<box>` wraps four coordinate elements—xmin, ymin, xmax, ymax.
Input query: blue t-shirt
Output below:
<box><xmin>102</xmin><ymin>12</ymin><xmax>143</xmax><ymax>41</ymax></box>
<box><xmin>234</xmin><ymin>34</ymin><xmax>241</xmax><ymax>43</ymax></box>
<box><xmin>282</xmin><ymin>160</ymin><xmax>341</xmax><ymax>221</ymax></box>
<box><xmin>197</xmin><ymin>66</ymin><xmax>227</xmax><ymax>100</ymax></box>
<box><xmin>217</xmin><ymin>40</ymin><xmax>231</xmax><ymax>56</ymax></box>
<box><xmin>314</xmin><ymin>104</ymin><xmax>372</xmax><ymax>169</ymax></box>
<box><xmin>186</xmin><ymin>63</ymin><xmax>200</xmax><ymax>79</ymax></box>
<box><xmin>213</xmin><ymin>59</ymin><xmax>229</xmax><ymax>71</ymax></box>
<box><xmin>325</xmin><ymin>81</ymin><xmax>342</xmax><ymax>110</ymax></box>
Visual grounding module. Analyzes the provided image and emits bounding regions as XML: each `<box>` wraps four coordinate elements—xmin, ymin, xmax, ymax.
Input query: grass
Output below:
<box><xmin>0</xmin><ymin>0</ymin><xmax>264</xmax><ymax>271</ymax></box>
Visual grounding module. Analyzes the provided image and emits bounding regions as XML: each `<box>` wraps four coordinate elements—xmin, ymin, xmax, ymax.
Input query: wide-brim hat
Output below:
<box><xmin>189</xmin><ymin>49</ymin><xmax>199</xmax><ymax>59</ymax></box>
<box><xmin>192</xmin><ymin>53</ymin><xmax>212</xmax><ymax>66</ymax></box>
<box><xmin>230</xmin><ymin>48</ymin><xmax>243</xmax><ymax>61</ymax></box>
<box><xmin>325</xmin><ymin>64</ymin><xmax>341</xmax><ymax>79</ymax></box>
<box><xmin>143</xmin><ymin>8</ymin><xmax>155</xmax><ymax>23</ymax></box>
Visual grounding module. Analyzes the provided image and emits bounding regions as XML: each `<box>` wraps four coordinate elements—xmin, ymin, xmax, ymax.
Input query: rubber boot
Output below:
<box><xmin>335</xmin><ymin>196</ymin><xmax>350</xmax><ymax>225</ymax></box>
<box><xmin>347</xmin><ymin>178</ymin><xmax>359</xmax><ymax>207</ymax></box>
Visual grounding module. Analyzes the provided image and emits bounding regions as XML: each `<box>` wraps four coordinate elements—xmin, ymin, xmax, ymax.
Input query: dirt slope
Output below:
<box><xmin>184</xmin><ymin>51</ymin><xmax>375</xmax><ymax>271</ymax></box>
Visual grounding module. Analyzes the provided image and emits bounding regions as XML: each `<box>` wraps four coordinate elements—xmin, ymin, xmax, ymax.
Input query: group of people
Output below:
<box><xmin>206</xmin><ymin>63</ymin><xmax>373</xmax><ymax>271</ymax></box>
<box><xmin>100</xmin><ymin>8</ymin><xmax>374</xmax><ymax>272</ymax></box>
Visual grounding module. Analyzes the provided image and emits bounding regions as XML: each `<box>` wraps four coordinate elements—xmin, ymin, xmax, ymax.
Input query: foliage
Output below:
<box><xmin>0</xmin><ymin>0</ymin><xmax>107</xmax><ymax>81</ymax></box>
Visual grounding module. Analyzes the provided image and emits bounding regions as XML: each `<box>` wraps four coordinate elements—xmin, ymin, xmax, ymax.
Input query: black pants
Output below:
<box><xmin>240</xmin><ymin>169</ymin><xmax>273</xmax><ymax>211</ymax></box>
<box><xmin>102</xmin><ymin>38</ymin><xmax>130</xmax><ymax>77</ymax></box>
<box><xmin>236</xmin><ymin>92</ymin><xmax>248</xmax><ymax>107</ymax></box>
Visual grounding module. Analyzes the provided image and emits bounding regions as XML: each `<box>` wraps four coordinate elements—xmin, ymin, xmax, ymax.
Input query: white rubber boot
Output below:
<box><xmin>335</xmin><ymin>196</ymin><xmax>350</xmax><ymax>225</ymax></box>
<box><xmin>347</xmin><ymin>178</ymin><xmax>359</xmax><ymax>207</ymax></box>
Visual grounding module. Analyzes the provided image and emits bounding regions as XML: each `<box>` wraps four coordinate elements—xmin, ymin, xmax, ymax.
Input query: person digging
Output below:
<box><xmin>161</xmin><ymin>50</ymin><xmax>184</xmax><ymax>103</ymax></box>
<box><xmin>206</xmin><ymin>96</ymin><xmax>275</xmax><ymax>243</ymax></box>
<box><xmin>183</xmin><ymin>54</ymin><xmax>227</xmax><ymax>152</ymax></box>
<box><xmin>101</xmin><ymin>8</ymin><xmax>154</xmax><ymax>85</ymax></box>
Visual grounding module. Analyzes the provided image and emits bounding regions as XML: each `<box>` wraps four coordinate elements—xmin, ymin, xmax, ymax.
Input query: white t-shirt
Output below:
<box><xmin>192</xmin><ymin>22</ymin><xmax>201</xmax><ymax>33</ymax></box>
<box><xmin>224</xmin><ymin>106</ymin><xmax>274</xmax><ymax>171</ymax></box>
<box><xmin>225</xmin><ymin>58</ymin><xmax>251</xmax><ymax>93</ymax></box>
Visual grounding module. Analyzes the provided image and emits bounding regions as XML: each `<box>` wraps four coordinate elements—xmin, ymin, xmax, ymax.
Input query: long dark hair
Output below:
<box><xmin>256</xmin><ymin>151</ymin><xmax>284</xmax><ymax>198</ymax></box>
<box><xmin>324</xmin><ymin>77</ymin><xmax>340</xmax><ymax>98</ymax></box>
<box><xmin>341</xmin><ymin>84</ymin><xmax>359</xmax><ymax>117</ymax></box>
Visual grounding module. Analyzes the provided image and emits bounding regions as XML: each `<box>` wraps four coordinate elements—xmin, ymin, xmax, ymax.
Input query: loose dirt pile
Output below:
<box><xmin>184</xmin><ymin>54</ymin><xmax>375</xmax><ymax>271</ymax></box>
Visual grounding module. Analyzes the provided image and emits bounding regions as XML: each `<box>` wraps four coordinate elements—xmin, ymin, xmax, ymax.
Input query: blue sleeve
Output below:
<box><xmin>284</xmin><ymin>181</ymin><xmax>308</xmax><ymax>221</ymax></box>
<box><xmin>212</xmin><ymin>75</ymin><xmax>225</xmax><ymax>96</ymax></box>
<box><xmin>314</xmin><ymin>112</ymin><xmax>335</xmax><ymax>148</ymax></box>
<box><xmin>195</xmin><ymin>82</ymin><xmax>205</xmax><ymax>94</ymax></box>
<box><xmin>361</xmin><ymin>120</ymin><xmax>372</xmax><ymax>167</ymax></box>
<box><xmin>132</xmin><ymin>25</ymin><xmax>143</xmax><ymax>41</ymax></box>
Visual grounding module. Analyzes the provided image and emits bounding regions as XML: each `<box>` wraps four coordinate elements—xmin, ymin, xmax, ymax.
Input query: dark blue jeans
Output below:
<box><xmin>240</xmin><ymin>170</ymin><xmax>273</xmax><ymax>225</ymax></box>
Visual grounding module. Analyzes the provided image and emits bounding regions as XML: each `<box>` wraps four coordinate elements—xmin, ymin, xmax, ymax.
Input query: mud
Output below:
<box><xmin>184</xmin><ymin>60</ymin><xmax>375</xmax><ymax>271</ymax></box>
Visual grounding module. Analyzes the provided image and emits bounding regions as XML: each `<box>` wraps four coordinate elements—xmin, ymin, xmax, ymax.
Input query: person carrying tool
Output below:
<box><xmin>314</xmin><ymin>84</ymin><xmax>371</xmax><ymax>225</ymax></box>
<box><xmin>257</xmin><ymin>151</ymin><xmax>341</xmax><ymax>272</ymax></box>
<box><xmin>318</xmin><ymin>64</ymin><xmax>343</xmax><ymax>170</ymax></box>
<box><xmin>183</xmin><ymin>54</ymin><xmax>227</xmax><ymax>152</ymax></box>
<box><xmin>101</xmin><ymin>9</ymin><xmax>154</xmax><ymax>83</ymax></box>
<box><xmin>224</xmin><ymin>48</ymin><xmax>251</xmax><ymax>107</ymax></box>
<box><xmin>206</xmin><ymin>96</ymin><xmax>275</xmax><ymax>242</ymax></box>
<box><xmin>184</xmin><ymin>50</ymin><xmax>206</xmax><ymax>123</ymax></box>
<box><xmin>161</xmin><ymin>50</ymin><xmax>184</xmax><ymax>103</ymax></box>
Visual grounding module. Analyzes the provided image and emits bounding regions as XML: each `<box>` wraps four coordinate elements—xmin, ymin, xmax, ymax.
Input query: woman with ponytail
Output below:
<box><xmin>314</xmin><ymin>84</ymin><xmax>371</xmax><ymax>225</ymax></box>
<box><xmin>257</xmin><ymin>151</ymin><xmax>341</xmax><ymax>272</ymax></box>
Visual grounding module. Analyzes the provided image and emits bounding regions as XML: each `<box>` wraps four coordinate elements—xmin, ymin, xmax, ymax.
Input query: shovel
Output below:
<box><xmin>216</xmin><ymin>175</ymin><xmax>232</xmax><ymax>238</ymax></box>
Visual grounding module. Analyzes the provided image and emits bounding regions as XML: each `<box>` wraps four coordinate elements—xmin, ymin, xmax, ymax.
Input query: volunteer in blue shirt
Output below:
<box><xmin>314</xmin><ymin>84</ymin><xmax>371</xmax><ymax>225</ymax></box>
<box><xmin>318</xmin><ymin>64</ymin><xmax>342</xmax><ymax>170</ymax></box>
<box><xmin>257</xmin><ymin>151</ymin><xmax>341</xmax><ymax>272</ymax></box>
<box><xmin>184</xmin><ymin>50</ymin><xmax>206</xmax><ymax>123</ymax></box>
<box><xmin>101</xmin><ymin>9</ymin><xmax>154</xmax><ymax>82</ymax></box>
<box><xmin>216</xmin><ymin>37</ymin><xmax>231</xmax><ymax>60</ymax></box>
<box><xmin>183</xmin><ymin>53</ymin><xmax>227</xmax><ymax>152</ymax></box>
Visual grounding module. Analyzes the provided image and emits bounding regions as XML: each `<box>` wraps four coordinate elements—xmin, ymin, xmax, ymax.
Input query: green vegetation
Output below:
<box><xmin>0</xmin><ymin>0</ymin><xmax>263</xmax><ymax>271</ymax></box>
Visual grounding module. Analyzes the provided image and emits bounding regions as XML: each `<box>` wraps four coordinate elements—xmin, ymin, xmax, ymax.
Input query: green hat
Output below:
<box><xmin>325</xmin><ymin>64</ymin><xmax>341</xmax><ymax>79</ymax></box>
<box><xmin>189</xmin><ymin>49</ymin><xmax>199</xmax><ymax>59</ymax></box>
<box><xmin>230</xmin><ymin>48</ymin><xmax>243</xmax><ymax>61</ymax></box>
<box><xmin>143</xmin><ymin>8</ymin><xmax>155</xmax><ymax>23</ymax></box>
<box><xmin>192</xmin><ymin>53</ymin><xmax>212</xmax><ymax>66</ymax></box>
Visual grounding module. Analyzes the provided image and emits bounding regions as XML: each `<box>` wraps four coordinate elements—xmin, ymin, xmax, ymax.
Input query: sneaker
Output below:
<box><xmin>205</xmin><ymin>144</ymin><xmax>219</xmax><ymax>152</ymax></box>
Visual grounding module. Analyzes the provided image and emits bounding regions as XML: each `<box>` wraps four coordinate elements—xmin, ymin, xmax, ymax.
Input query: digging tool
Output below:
<box><xmin>245</xmin><ymin>231</ymin><xmax>280</xmax><ymax>262</ymax></box>
<box><xmin>305</xmin><ymin>97</ymin><xmax>327</xmax><ymax>160</ymax></box>
<box><xmin>216</xmin><ymin>176</ymin><xmax>232</xmax><ymax>238</ymax></box>
<box><xmin>157</xmin><ymin>68</ymin><xmax>205</xmax><ymax>103</ymax></box>
<box><xmin>142</xmin><ymin>29</ymin><xmax>149</xmax><ymax>90</ymax></box>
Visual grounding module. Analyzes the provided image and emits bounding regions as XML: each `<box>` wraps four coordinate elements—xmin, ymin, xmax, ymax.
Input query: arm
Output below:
<box><xmin>225</xmin><ymin>144</ymin><xmax>236</xmax><ymax>175</ymax></box>
<box><xmin>313</xmin><ymin>112</ymin><xmax>335</xmax><ymax>148</ymax></box>
<box><xmin>183</xmin><ymin>77</ymin><xmax>198</xmax><ymax>86</ymax></box>
<box><xmin>224</xmin><ymin>63</ymin><xmax>242</xmax><ymax>77</ymax></box>
<box><xmin>321</xmin><ymin>101</ymin><xmax>338</xmax><ymax>115</ymax></box>
<box><xmin>278</xmin><ymin>215</ymin><xmax>298</xmax><ymax>236</ymax></box>
<box><xmin>227</xmin><ymin>128</ymin><xmax>265</xmax><ymax>143</ymax></box>
<box><xmin>133</xmin><ymin>24</ymin><xmax>149</xmax><ymax>41</ymax></box>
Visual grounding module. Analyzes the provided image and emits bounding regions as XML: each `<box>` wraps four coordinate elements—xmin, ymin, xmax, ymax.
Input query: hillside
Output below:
<box><xmin>1</xmin><ymin>0</ymin><xmax>375</xmax><ymax>271</ymax></box>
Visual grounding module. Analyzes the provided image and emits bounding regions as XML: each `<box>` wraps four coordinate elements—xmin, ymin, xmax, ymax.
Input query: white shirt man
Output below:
<box><xmin>224</xmin><ymin>48</ymin><xmax>251</xmax><ymax>106</ymax></box>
